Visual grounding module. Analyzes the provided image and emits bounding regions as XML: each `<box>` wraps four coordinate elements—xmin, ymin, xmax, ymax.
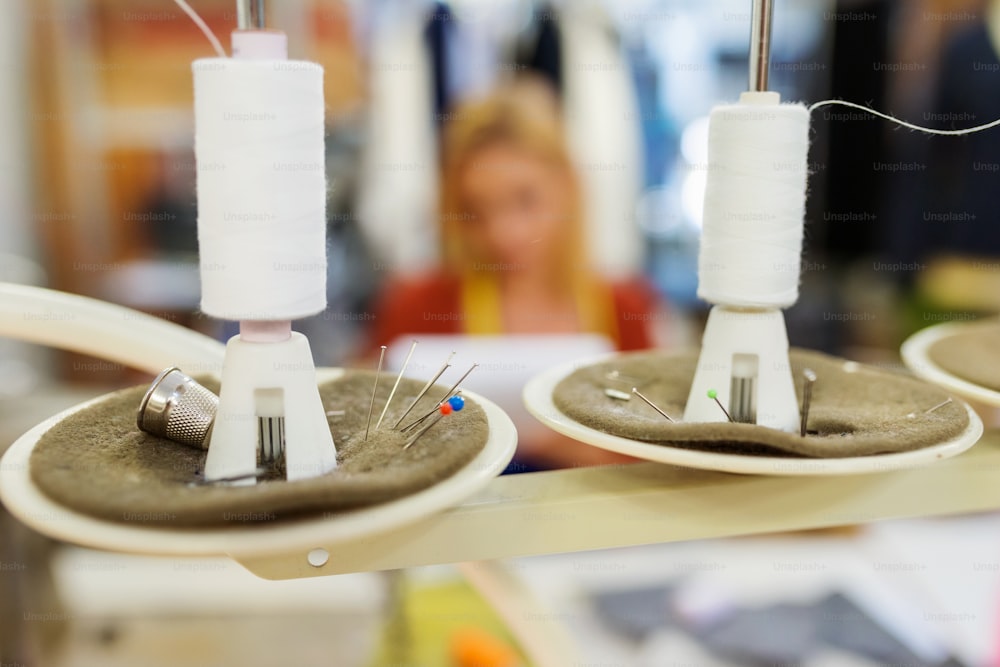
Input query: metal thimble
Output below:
<box><xmin>137</xmin><ymin>367</ymin><xmax>218</xmax><ymax>449</ymax></box>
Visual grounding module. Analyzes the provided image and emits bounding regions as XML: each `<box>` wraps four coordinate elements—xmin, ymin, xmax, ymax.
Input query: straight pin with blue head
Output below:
<box><xmin>401</xmin><ymin>363</ymin><xmax>478</xmax><ymax>432</ymax></box>
<box><xmin>392</xmin><ymin>351</ymin><xmax>455</xmax><ymax>429</ymax></box>
<box><xmin>404</xmin><ymin>394</ymin><xmax>466</xmax><ymax>449</ymax></box>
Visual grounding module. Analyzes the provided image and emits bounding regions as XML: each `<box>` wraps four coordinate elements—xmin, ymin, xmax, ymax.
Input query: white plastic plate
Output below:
<box><xmin>0</xmin><ymin>369</ymin><xmax>517</xmax><ymax>558</ymax></box>
<box><xmin>901</xmin><ymin>322</ymin><xmax>1000</xmax><ymax>408</ymax></box>
<box><xmin>524</xmin><ymin>357</ymin><xmax>983</xmax><ymax>476</ymax></box>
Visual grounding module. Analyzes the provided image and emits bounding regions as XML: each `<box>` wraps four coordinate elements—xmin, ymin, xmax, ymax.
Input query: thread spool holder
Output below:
<box><xmin>205</xmin><ymin>327</ymin><xmax>338</xmax><ymax>482</ymax></box>
<box><xmin>683</xmin><ymin>3</ymin><xmax>799</xmax><ymax>432</ymax></box>
<box><xmin>682</xmin><ymin>306</ymin><xmax>799</xmax><ymax>431</ymax></box>
<box><xmin>683</xmin><ymin>90</ymin><xmax>802</xmax><ymax>432</ymax></box>
<box><xmin>201</xmin><ymin>28</ymin><xmax>337</xmax><ymax>483</ymax></box>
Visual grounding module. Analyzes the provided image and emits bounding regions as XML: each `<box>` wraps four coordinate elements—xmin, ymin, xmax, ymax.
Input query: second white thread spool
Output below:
<box><xmin>697</xmin><ymin>91</ymin><xmax>810</xmax><ymax>309</ymax></box>
<box><xmin>193</xmin><ymin>58</ymin><xmax>327</xmax><ymax>321</ymax></box>
<box><xmin>684</xmin><ymin>92</ymin><xmax>807</xmax><ymax>431</ymax></box>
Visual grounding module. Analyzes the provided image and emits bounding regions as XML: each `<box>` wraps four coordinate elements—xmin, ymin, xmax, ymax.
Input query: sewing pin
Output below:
<box><xmin>365</xmin><ymin>345</ymin><xmax>386</xmax><ymax>441</ymax></box>
<box><xmin>631</xmin><ymin>388</ymin><xmax>675</xmax><ymax>422</ymax></box>
<box><xmin>392</xmin><ymin>352</ymin><xmax>455</xmax><ymax>429</ymax></box>
<box><xmin>191</xmin><ymin>467</ymin><xmax>269</xmax><ymax>486</ymax></box>
<box><xmin>401</xmin><ymin>363</ymin><xmax>478</xmax><ymax>432</ymax></box>
<box><xmin>401</xmin><ymin>383</ymin><xmax>468</xmax><ymax>434</ymax></box>
<box><xmin>604</xmin><ymin>388</ymin><xmax>632</xmax><ymax>401</ymax></box>
<box><xmin>800</xmin><ymin>368</ymin><xmax>816</xmax><ymax>437</ymax></box>
<box><xmin>707</xmin><ymin>389</ymin><xmax>734</xmax><ymax>423</ymax></box>
<box><xmin>404</xmin><ymin>395</ymin><xmax>465</xmax><ymax>449</ymax></box>
<box><xmin>376</xmin><ymin>339</ymin><xmax>418</xmax><ymax>430</ymax></box>
<box><xmin>925</xmin><ymin>397</ymin><xmax>952</xmax><ymax>414</ymax></box>
<box><xmin>605</xmin><ymin>370</ymin><xmax>644</xmax><ymax>385</ymax></box>
<box><xmin>908</xmin><ymin>396</ymin><xmax>953</xmax><ymax>418</ymax></box>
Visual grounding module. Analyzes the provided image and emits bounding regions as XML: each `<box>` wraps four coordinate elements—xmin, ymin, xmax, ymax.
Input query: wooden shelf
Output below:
<box><xmin>238</xmin><ymin>430</ymin><xmax>1000</xmax><ymax>579</ymax></box>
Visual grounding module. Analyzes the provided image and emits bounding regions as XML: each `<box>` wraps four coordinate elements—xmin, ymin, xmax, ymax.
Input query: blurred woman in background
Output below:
<box><xmin>370</xmin><ymin>78</ymin><xmax>660</xmax><ymax>469</ymax></box>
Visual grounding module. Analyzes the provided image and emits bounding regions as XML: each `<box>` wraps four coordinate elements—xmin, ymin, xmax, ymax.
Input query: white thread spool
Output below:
<box><xmin>697</xmin><ymin>91</ymin><xmax>810</xmax><ymax>309</ymax></box>
<box><xmin>193</xmin><ymin>57</ymin><xmax>327</xmax><ymax>321</ymax></box>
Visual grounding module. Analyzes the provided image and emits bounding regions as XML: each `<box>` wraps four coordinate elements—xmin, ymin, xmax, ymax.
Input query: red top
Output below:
<box><xmin>369</xmin><ymin>272</ymin><xmax>657</xmax><ymax>352</ymax></box>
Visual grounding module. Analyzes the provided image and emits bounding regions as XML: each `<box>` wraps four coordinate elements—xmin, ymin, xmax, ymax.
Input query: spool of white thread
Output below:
<box><xmin>697</xmin><ymin>91</ymin><xmax>810</xmax><ymax>309</ymax></box>
<box><xmin>193</xmin><ymin>58</ymin><xmax>327</xmax><ymax>321</ymax></box>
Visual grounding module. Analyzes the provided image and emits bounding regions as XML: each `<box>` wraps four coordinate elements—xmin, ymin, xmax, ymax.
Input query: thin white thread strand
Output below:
<box><xmin>809</xmin><ymin>99</ymin><xmax>1000</xmax><ymax>135</ymax></box>
<box><xmin>171</xmin><ymin>0</ymin><xmax>226</xmax><ymax>58</ymax></box>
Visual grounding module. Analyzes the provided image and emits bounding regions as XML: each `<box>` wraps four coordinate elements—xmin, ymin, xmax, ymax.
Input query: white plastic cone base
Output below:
<box><xmin>683</xmin><ymin>306</ymin><xmax>799</xmax><ymax>432</ymax></box>
<box><xmin>205</xmin><ymin>332</ymin><xmax>337</xmax><ymax>483</ymax></box>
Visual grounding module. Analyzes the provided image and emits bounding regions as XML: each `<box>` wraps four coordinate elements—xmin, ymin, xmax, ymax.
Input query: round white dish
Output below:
<box><xmin>524</xmin><ymin>357</ymin><xmax>983</xmax><ymax>476</ymax></box>
<box><xmin>901</xmin><ymin>322</ymin><xmax>1000</xmax><ymax>408</ymax></box>
<box><xmin>0</xmin><ymin>369</ymin><xmax>517</xmax><ymax>558</ymax></box>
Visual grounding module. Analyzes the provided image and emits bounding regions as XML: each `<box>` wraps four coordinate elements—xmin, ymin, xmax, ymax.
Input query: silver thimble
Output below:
<box><xmin>137</xmin><ymin>367</ymin><xmax>218</xmax><ymax>449</ymax></box>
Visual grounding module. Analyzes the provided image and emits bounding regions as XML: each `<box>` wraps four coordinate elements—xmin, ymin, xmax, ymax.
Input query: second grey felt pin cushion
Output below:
<box><xmin>552</xmin><ymin>348</ymin><xmax>968</xmax><ymax>458</ymax></box>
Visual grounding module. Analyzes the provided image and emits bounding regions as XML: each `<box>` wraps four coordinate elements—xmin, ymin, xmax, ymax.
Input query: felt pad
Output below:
<box><xmin>30</xmin><ymin>372</ymin><xmax>489</xmax><ymax>527</ymax></box>
<box><xmin>927</xmin><ymin>320</ymin><xmax>1000</xmax><ymax>392</ymax></box>
<box><xmin>552</xmin><ymin>348</ymin><xmax>968</xmax><ymax>458</ymax></box>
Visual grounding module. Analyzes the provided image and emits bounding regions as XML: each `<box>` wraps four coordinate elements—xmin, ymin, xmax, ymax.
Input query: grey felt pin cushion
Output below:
<box><xmin>552</xmin><ymin>348</ymin><xmax>968</xmax><ymax>459</ymax></box>
<box><xmin>29</xmin><ymin>372</ymin><xmax>489</xmax><ymax>527</ymax></box>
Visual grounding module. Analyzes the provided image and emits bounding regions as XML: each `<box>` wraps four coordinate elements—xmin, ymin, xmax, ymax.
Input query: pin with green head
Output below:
<box><xmin>707</xmin><ymin>389</ymin><xmax>734</xmax><ymax>423</ymax></box>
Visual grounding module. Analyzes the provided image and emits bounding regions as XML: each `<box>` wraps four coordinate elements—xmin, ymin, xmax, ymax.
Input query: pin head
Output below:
<box><xmin>707</xmin><ymin>389</ymin><xmax>718</xmax><ymax>399</ymax></box>
<box><xmin>439</xmin><ymin>403</ymin><xmax>453</xmax><ymax>415</ymax></box>
<box><xmin>448</xmin><ymin>395</ymin><xmax>465</xmax><ymax>412</ymax></box>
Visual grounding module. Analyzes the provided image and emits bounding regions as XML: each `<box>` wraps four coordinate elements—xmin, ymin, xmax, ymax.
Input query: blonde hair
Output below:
<box><xmin>439</xmin><ymin>78</ymin><xmax>587</xmax><ymax>290</ymax></box>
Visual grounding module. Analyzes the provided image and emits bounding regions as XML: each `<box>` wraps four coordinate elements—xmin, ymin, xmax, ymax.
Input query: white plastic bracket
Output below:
<box><xmin>683</xmin><ymin>305</ymin><xmax>799</xmax><ymax>431</ymax></box>
<box><xmin>204</xmin><ymin>332</ymin><xmax>337</xmax><ymax>483</ymax></box>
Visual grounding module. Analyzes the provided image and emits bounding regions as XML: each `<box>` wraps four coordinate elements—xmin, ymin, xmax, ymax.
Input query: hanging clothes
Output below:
<box><xmin>514</xmin><ymin>2</ymin><xmax>563</xmax><ymax>96</ymax></box>
<box><xmin>557</xmin><ymin>1</ymin><xmax>645</xmax><ymax>277</ymax></box>
<box><xmin>357</xmin><ymin>2</ymin><xmax>439</xmax><ymax>274</ymax></box>
<box><xmin>358</xmin><ymin>0</ymin><xmax>644</xmax><ymax>278</ymax></box>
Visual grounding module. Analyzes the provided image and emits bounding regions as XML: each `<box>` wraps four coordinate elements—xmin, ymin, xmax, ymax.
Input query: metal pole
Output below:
<box><xmin>236</xmin><ymin>0</ymin><xmax>266</xmax><ymax>30</ymax></box>
<box><xmin>749</xmin><ymin>0</ymin><xmax>774</xmax><ymax>91</ymax></box>
<box><xmin>252</xmin><ymin>0</ymin><xmax>265</xmax><ymax>29</ymax></box>
<box><xmin>236</xmin><ymin>0</ymin><xmax>250</xmax><ymax>30</ymax></box>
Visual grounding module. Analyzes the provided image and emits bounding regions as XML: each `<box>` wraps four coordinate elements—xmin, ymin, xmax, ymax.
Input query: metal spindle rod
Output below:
<box><xmin>749</xmin><ymin>0</ymin><xmax>774</xmax><ymax>91</ymax></box>
<box><xmin>236</xmin><ymin>0</ymin><xmax>266</xmax><ymax>30</ymax></box>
